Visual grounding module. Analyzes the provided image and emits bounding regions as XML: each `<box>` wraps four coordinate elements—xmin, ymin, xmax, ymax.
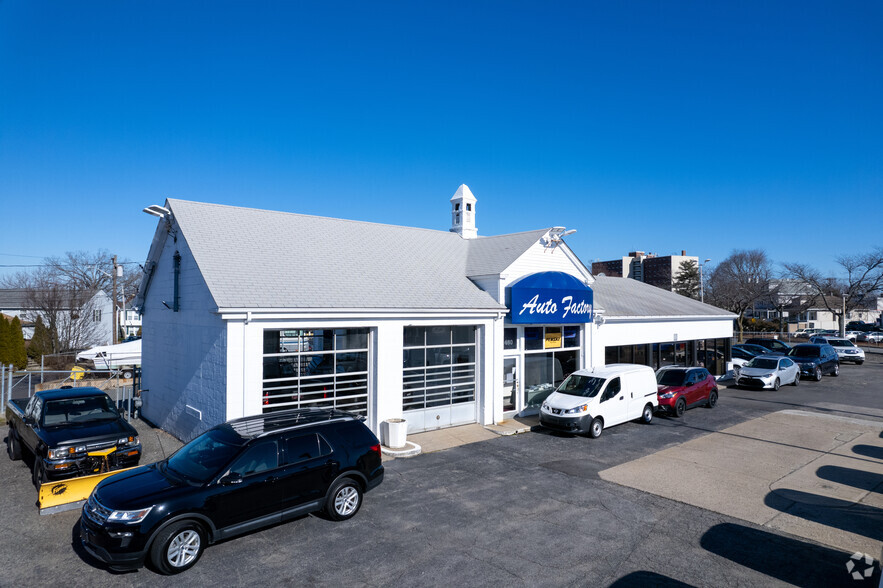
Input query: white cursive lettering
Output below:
<box><xmin>519</xmin><ymin>294</ymin><xmax>558</xmax><ymax>316</ymax></box>
<box><xmin>561</xmin><ymin>296</ymin><xmax>591</xmax><ymax>318</ymax></box>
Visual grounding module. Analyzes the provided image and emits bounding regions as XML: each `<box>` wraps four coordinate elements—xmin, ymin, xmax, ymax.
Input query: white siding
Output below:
<box><xmin>599</xmin><ymin>317</ymin><xmax>733</xmax><ymax>349</ymax></box>
<box><xmin>141</xmin><ymin>233</ymin><xmax>227</xmax><ymax>442</ymax></box>
<box><xmin>470</xmin><ymin>275</ymin><xmax>502</xmax><ymax>303</ymax></box>
<box><xmin>236</xmin><ymin>315</ymin><xmax>496</xmax><ymax>437</ymax></box>
<box><xmin>501</xmin><ymin>241</ymin><xmax>590</xmax><ymax>290</ymax></box>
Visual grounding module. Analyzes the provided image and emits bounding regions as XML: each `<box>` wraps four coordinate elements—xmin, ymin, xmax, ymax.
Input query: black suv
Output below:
<box><xmin>744</xmin><ymin>338</ymin><xmax>792</xmax><ymax>355</ymax></box>
<box><xmin>80</xmin><ymin>408</ymin><xmax>384</xmax><ymax>574</ymax></box>
<box><xmin>786</xmin><ymin>343</ymin><xmax>840</xmax><ymax>380</ymax></box>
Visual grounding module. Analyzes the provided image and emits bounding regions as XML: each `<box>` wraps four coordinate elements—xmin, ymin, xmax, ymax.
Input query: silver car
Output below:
<box><xmin>826</xmin><ymin>337</ymin><xmax>865</xmax><ymax>365</ymax></box>
<box><xmin>736</xmin><ymin>356</ymin><xmax>800</xmax><ymax>390</ymax></box>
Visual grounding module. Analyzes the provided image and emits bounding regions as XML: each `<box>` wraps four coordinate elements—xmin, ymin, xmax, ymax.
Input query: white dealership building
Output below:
<box><xmin>135</xmin><ymin>186</ymin><xmax>734</xmax><ymax>441</ymax></box>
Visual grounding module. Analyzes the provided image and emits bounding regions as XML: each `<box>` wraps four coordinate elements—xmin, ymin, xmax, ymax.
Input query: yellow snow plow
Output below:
<box><xmin>37</xmin><ymin>447</ymin><xmax>138</xmax><ymax>515</ymax></box>
<box><xmin>38</xmin><ymin>468</ymin><xmax>136</xmax><ymax>515</ymax></box>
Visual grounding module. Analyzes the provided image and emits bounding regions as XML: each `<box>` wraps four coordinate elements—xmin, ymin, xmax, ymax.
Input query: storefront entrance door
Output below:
<box><xmin>502</xmin><ymin>357</ymin><xmax>519</xmax><ymax>412</ymax></box>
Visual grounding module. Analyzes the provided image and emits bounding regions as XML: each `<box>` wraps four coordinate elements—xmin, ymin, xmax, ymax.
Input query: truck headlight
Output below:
<box><xmin>107</xmin><ymin>506</ymin><xmax>153</xmax><ymax>524</ymax></box>
<box><xmin>48</xmin><ymin>446</ymin><xmax>86</xmax><ymax>459</ymax></box>
<box><xmin>564</xmin><ymin>404</ymin><xmax>589</xmax><ymax>414</ymax></box>
<box><xmin>118</xmin><ymin>436</ymin><xmax>139</xmax><ymax>447</ymax></box>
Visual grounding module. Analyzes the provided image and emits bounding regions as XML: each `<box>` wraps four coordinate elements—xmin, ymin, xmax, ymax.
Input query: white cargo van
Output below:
<box><xmin>539</xmin><ymin>364</ymin><xmax>658</xmax><ymax>438</ymax></box>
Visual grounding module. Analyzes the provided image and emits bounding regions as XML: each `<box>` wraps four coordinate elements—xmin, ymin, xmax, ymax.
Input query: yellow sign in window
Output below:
<box><xmin>545</xmin><ymin>330</ymin><xmax>562</xmax><ymax>349</ymax></box>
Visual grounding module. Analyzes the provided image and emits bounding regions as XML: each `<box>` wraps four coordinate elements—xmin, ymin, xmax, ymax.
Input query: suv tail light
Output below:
<box><xmin>370</xmin><ymin>443</ymin><xmax>381</xmax><ymax>457</ymax></box>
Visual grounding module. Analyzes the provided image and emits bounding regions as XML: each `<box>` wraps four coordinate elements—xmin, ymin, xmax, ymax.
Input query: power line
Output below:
<box><xmin>0</xmin><ymin>261</ymin><xmax>141</xmax><ymax>269</ymax></box>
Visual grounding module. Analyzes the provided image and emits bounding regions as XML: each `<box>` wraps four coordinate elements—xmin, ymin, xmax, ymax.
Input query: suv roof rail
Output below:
<box><xmin>225</xmin><ymin>407</ymin><xmax>364</xmax><ymax>439</ymax></box>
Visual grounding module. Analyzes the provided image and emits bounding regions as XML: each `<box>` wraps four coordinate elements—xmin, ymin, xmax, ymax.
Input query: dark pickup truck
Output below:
<box><xmin>6</xmin><ymin>387</ymin><xmax>142</xmax><ymax>486</ymax></box>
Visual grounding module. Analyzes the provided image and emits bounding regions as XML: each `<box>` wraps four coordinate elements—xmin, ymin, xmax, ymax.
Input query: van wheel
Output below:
<box><xmin>588</xmin><ymin>417</ymin><xmax>604</xmax><ymax>438</ymax></box>
<box><xmin>6</xmin><ymin>431</ymin><xmax>21</xmax><ymax>461</ymax></box>
<box><xmin>325</xmin><ymin>478</ymin><xmax>363</xmax><ymax>521</ymax></box>
<box><xmin>832</xmin><ymin>364</ymin><xmax>839</xmax><ymax>377</ymax></box>
<box><xmin>674</xmin><ymin>399</ymin><xmax>686</xmax><ymax>418</ymax></box>
<box><xmin>814</xmin><ymin>367</ymin><xmax>822</xmax><ymax>381</ymax></box>
<box><xmin>706</xmin><ymin>390</ymin><xmax>718</xmax><ymax>408</ymax></box>
<box><xmin>150</xmin><ymin>520</ymin><xmax>206</xmax><ymax>575</ymax></box>
<box><xmin>640</xmin><ymin>404</ymin><xmax>654</xmax><ymax>424</ymax></box>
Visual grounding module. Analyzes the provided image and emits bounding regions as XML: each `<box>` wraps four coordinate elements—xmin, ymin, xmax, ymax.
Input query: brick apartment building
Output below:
<box><xmin>592</xmin><ymin>251</ymin><xmax>699</xmax><ymax>291</ymax></box>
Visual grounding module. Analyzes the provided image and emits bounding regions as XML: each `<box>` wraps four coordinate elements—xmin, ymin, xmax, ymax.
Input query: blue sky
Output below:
<box><xmin>1</xmin><ymin>1</ymin><xmax>881</xmax><ymax>280</ymax></box>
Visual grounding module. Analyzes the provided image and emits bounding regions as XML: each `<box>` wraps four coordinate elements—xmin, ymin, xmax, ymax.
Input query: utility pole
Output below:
<box><xmin>112</xmin><ymin>255</ymin><xmax>119</xmax><ymax>345</ymax></box>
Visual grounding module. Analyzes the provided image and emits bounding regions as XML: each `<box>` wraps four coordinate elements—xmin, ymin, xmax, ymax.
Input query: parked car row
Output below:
<box><xmin>538</xmin><ymin>363</ymin><xmax>719</xmax><ymax>438</ymax></box>
<box><xmin>795</xmin><ymin>328</ymin><xmax>883</xmax><ymax>343</ymax></box>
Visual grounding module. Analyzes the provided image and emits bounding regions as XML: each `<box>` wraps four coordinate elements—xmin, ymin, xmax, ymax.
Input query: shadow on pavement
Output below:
<box><xmin>764</xmin><ymin>488</ymin><xmax>883</xmax><ymax>542</ymax></box>
<box><xmin>853</xmin><ymin>444</ymin><xmax>883</xmax><ymax>461</ymax></box>
<box><xmin>816</xmin><ymin>465</ymin><xmax>883</xmax><ymax>494</ymax></box>
<box><xmin>700</xmin><ymin>522</ymin><xmax>879</xmax><ymax>587</ymax></box>
<box><xmin>608</xmin><ymin>571</ymin><xmax>694</xmax><ymax>587</ymax></box>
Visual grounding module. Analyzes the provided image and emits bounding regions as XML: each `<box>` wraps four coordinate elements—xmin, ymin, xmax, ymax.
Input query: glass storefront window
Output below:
<box><xmin>524</xmin><ymin>327</ymin><xmax>543</xmax><ymax>350</ymax></box>
<box><xmin>605</xmin><ymin>338</ymin><xmax>729</xmax><ymax>375</ymax></box>
<box><xmin>262</xmin><ymin>328</ymin><xmax>370</xmax><ymax>415</ymax></box>
<box><xmin>519</xmin><ymin>325</ymin><xmax>581</xmax><ymax>409</ymax></box>
<box><xmin>504</xmin><ymin>328</ymin><xmax>517</xmax><ymax>350</ymax></box>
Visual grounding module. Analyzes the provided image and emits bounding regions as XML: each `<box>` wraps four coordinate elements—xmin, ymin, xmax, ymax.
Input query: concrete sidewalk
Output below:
<box><xmin>382</xmin><ymin>416</ymin><xmax>539</xmax><ymax>460</ymax></box>
<box><xmin>599</xmin><ymin>410</ymin><xmax>883</xmax><ymax>559</ymax></box>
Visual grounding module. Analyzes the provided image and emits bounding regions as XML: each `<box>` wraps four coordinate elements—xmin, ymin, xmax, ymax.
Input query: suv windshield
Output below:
<box><xmin>165</xmin><ymin>427</ymin><xmax>246</xmax><ymax>483</ymax></box>
<box><xmin>656</xmin><ymin>370</ymin><xmax>687</xmax><ymax>386</ymax></box>
<box><xmin>747</xmin><ymin>357</ymin><xmax>779</xmax><ymax>369</ymax></box>
<box><xmin>43</xmin><ymin>396</ymin><xmax>119</xmax><ymax>427</ymax></box>
<box><xmin>556</xmin><ymin>374</ymin><xmax>606</xmax><ymax>398</ymax></box>
<box><xmin>829</xmin><ymin>339</ymin><xmax>853</xmax><ymax>347</ymax></box>
<box><xmin>788</xmin><ymin>346</ymin><xmax>819</xmax><ymax>358</ymax></box>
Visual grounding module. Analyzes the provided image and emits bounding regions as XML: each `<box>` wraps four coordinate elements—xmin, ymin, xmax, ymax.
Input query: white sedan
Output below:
<box><xmin>827</xmin><ymin>337</ymin><xmax>866</xmax><ymax>365</ymax></box>
<box><xmin>736</xmin><ymin>356</ymin><xmax>800</xmax><ymax>390</ymax></box>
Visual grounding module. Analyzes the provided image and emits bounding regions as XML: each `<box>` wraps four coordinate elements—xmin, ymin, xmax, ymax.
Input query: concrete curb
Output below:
<box><xmin>380</xmin><ymin>441</ymin><xmax>422</xmax><ymax>458</ymax></box>
<box><xmin>483</xmin><ymin>424</ymin><xmax>532</xmax><ymax>436</ymax></box>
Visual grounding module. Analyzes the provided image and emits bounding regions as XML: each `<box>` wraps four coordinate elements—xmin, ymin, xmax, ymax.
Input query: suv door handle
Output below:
<box><xmin>265</xmin><ymin>476</ymin><xmax>278</xmax><ymax>483</ymax></box>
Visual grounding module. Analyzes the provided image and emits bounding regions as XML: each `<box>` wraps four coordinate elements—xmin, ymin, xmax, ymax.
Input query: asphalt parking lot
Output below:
<box><xmin>2</xmin><ymin>354</ymin><xmax>882</xmax><ymax>587</ymax></box>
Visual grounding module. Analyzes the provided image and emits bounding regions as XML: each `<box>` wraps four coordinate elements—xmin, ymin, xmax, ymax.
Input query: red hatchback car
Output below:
<box><xmin>655</xmin><ymin>367</ymin><xmax>718</xmax><ymax>417</ymax></box>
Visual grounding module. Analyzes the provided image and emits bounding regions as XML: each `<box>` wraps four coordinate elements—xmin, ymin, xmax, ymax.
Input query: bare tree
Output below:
<box><xmin>3</xmin><ymin>267</ymin><xmax>106</xmax><ymax>353</ymax></box>
<box><xmin>0</xmin><ymin>249</ymin><xmax>133</xmax><ymax>353</ymax></box>
<box><xmin>705</xmin><ymin>249</ymin><xmax>773</xmax><ymax>341</ymax></box>
<box><xmin>43</xmin><ymin>250</ymin><xmax>141</xmax><ymax>297</ymax></box>
<box><xmin>784</xmin><ymin>247</ymin><xmax>883</xmax><ymax>335</ymax></box>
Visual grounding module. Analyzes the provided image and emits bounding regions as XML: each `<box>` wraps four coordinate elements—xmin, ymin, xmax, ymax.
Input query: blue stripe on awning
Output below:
<box><xmin>508</xmin><ymin>272</ymin><xmax>593</xmax><ymax>324</ymax></box>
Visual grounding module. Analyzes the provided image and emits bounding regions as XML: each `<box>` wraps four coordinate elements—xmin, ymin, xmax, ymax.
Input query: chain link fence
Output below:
<box><xmin>1</xmin><ymin>362</ymin><xmax>140</xmax><ymax>423</ymax></box>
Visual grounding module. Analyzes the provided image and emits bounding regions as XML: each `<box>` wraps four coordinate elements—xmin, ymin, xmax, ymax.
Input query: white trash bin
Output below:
<box><xmin>382</xmin><ymin>418</ymin><xmax>408</xmax><ymax>449</ymax></box>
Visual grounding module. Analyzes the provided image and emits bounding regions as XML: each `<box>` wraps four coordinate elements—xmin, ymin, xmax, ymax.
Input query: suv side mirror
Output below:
<box><xmin>220</xmin><ymin>472</ymin><xmax>243</xmax><ymax>486</ymax></box>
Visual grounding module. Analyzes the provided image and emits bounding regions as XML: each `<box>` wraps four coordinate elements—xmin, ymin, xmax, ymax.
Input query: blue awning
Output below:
<box><xmin>508</xmin><ymin>271</ymin><xmax>593</xmax><ymax>324</ymax></box>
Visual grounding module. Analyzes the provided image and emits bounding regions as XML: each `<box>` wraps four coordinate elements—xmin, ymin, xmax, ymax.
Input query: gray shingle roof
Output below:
<box><xmin>591</xmin><ymin>276</ymin><xmax>735</xmax><ymax>318</ymax></box>
<box><xmin>465</xmin><ymin>230</ymin><xmax>551</xmax><ymax>276</ymax></box>
<box><xmin>167</xmin><ymin>199</ymin><xmax>509</xmax><ymax>310</ymax></box>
